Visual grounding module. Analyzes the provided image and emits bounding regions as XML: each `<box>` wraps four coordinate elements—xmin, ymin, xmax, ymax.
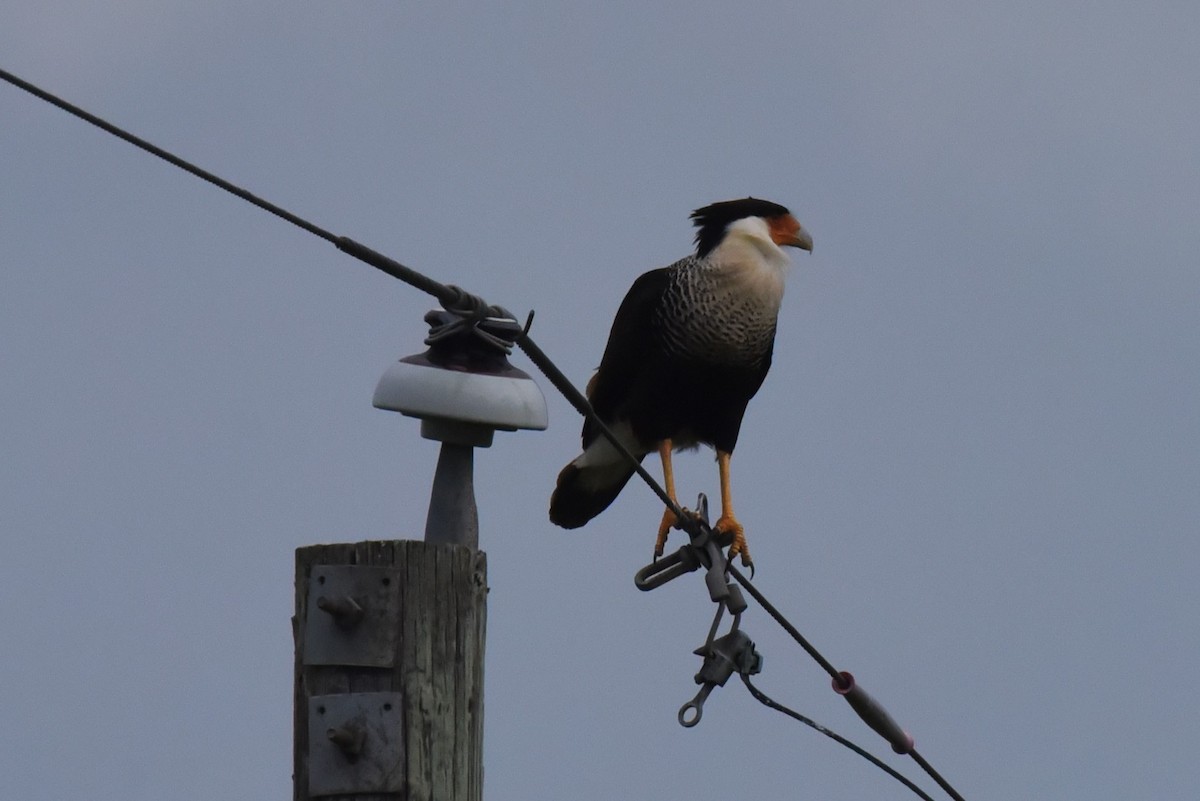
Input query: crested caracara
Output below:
<box><xmin>549</xmin><ymin>198</ymin><xmax>812</xmax><ymax>566</ymax></box>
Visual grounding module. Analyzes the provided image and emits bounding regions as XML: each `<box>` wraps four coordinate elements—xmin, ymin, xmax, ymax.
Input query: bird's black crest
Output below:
<box><xmin>691</xmin><ymin>197</ymin><xmax>792</xmax><ymax>258</ymax></box>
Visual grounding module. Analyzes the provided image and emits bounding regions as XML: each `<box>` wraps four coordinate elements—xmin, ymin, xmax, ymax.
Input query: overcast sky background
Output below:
<box><xmin>2</xmin><ymin>3</ymin><xmax>1197</xmax><ymax>799</ymax></box>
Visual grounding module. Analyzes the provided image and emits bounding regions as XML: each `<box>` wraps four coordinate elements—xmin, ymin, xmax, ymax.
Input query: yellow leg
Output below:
<box><xmin>713</xmin><ymin>450</ymin><xmax>752</xmax><ymax>567</ymax></box>
<box><xmin>654</xmin><ymin>440</ymin><xmax>679</xmax><ymax>558</ymax></box>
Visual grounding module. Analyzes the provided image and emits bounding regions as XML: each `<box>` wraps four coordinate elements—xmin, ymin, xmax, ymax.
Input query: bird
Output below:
<box><xmin>549</xmin><ymin>198</ymin><xmax>812</xmax><ymax>567</ymax></box>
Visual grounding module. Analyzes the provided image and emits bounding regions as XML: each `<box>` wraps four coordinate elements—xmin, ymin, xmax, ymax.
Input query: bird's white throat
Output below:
<box><xmin>703</xmin><ymin>216</ymin><xmax>790</xmax><ymax>308</ymax></box>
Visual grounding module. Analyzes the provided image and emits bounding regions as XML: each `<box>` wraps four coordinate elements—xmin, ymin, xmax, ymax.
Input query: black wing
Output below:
<box><xmin>581</xmin><ymin>267</ymin><xmax>671</xmax><ymax>448</ymax></box>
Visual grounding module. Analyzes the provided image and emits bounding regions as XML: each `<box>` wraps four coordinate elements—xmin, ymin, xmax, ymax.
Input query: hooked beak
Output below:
<box><xmin>788</xmin><ymin>224</ymin><xmax>814</xmax><ymax>252</ymax></box>
<box><xmin>767</xmin><ymin>213</ymin><xmax>814</xmax><ymax>253</ymax></box>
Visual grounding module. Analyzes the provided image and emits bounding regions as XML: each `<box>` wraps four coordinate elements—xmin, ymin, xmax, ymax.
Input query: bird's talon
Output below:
<box><xmin>713</xmin><ymin>513</ymin><xmax>752</xmax><ymax>571</ymax></box>
<box><xmin>655</xmin><ymin>507</ymin><xmax>678</xmax><ymax>559</ymax></box>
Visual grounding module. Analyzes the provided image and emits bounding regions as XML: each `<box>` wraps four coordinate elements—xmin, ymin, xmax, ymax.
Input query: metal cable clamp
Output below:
<box><xmin>634</xmin><ymin>494</ymin><xmax>762</xmax><ymax>726</ymax></box>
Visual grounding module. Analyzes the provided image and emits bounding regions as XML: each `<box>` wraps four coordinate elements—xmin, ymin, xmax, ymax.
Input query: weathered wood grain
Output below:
<box><xmin>294</xmin><ymin>541</ymin><xmax>487</xmax><ymax>801</ymax></box>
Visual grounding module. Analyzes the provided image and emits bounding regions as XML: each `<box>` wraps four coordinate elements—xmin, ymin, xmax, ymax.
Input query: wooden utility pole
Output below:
<box><xmin>293</xmin><ymin>540</ymin><xmax>487</xmax><ymax>801</ymax></box>
<box><xmin>292</xmin><ymin>298</ymin><xmax>544</xmax><ymax>799</ymax></box>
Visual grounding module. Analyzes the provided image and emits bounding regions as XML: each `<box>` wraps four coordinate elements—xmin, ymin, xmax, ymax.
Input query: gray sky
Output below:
<box><xmin>2</xmin><ymin>3</ymin><xmax>1197</xmax><ymax>799</ymax></box>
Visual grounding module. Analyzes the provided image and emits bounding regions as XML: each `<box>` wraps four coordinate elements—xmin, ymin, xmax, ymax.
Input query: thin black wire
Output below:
<box><xmin>0</xmin><ymin>66</ymin><xmax>496</xmax><ymax>318</ymax></box>
<box><xmin>910</xmin><ymin>750</ymin><xmax>967</xmax><ymax>801</ymax></box>
<box><xmin>1</xmin><ymin>65</ymin><xmax>963</xmax><ymax>801</ymax></box>
<box><xmin>0</xmin><ymin>67</ymin><xmax>339</xmax><ymax>246</ymax></box>
<box><xmin>727</xmin><ymin>563</ymin><xmax>843</xmax><ymax>683</ymax></box>
<box><xmin>0</xmin><ymin>64</ymin><xmax>688</xmax><ymax>524</ymax></box>
<box><xmin>742</xmin><ymin>675</ymin><xmax>937</xmax><ymax>801</ymax></box>
<box><xmin>514</xmin><ymin>335</ymin><xmax>687</xmax><ymax>519</ymax></box>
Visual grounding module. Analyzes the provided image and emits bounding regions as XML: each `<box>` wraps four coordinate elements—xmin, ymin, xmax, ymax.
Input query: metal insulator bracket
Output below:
<box><xmin>303</xmin><ymin>565</ymin><xmax>402</xmax><ymax>667</ymax></box>
<box><xmin>308</xmin><ymin>692</ymin><xmax>404</xmax><ymax>796</ymax></box>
